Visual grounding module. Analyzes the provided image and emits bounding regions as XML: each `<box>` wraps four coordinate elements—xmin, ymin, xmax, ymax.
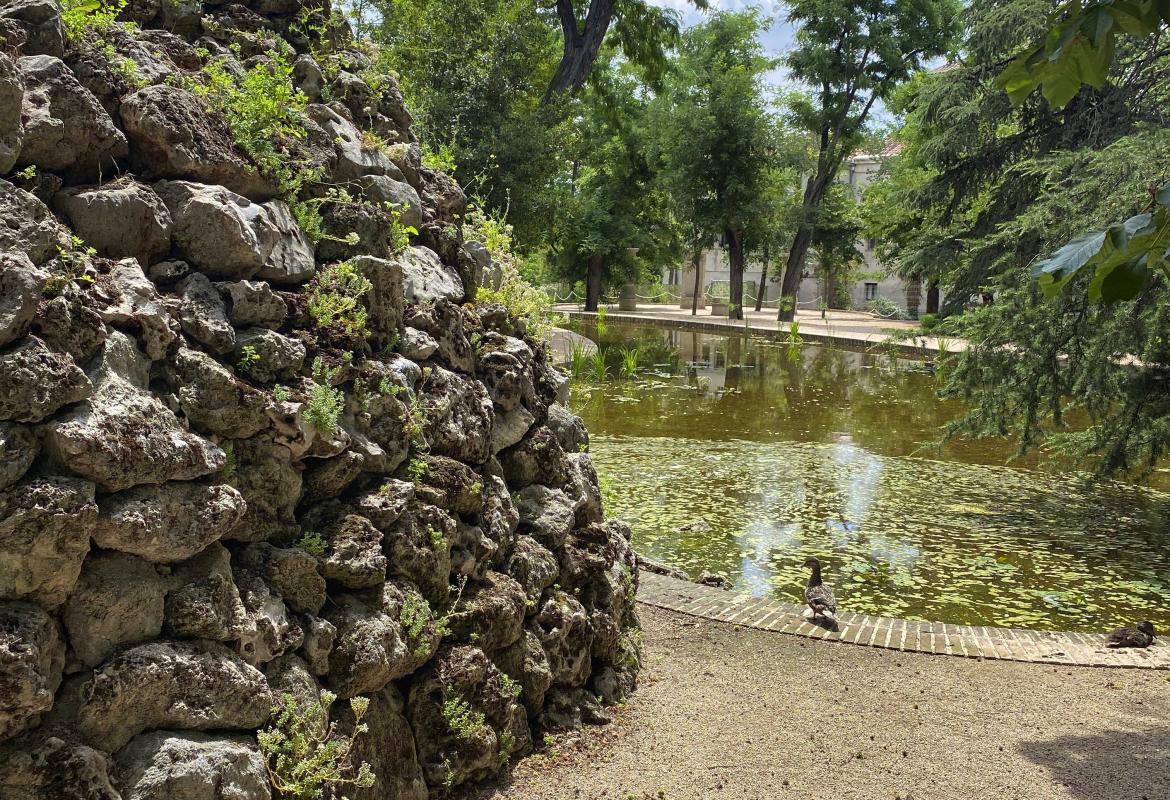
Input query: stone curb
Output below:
<box><xmin>636</xmin><ymin>572</ymin><xmax>1170</xmax><ymax>670</ymax></box>
<box><xmin>558</xmin><ymin>308</ymin><xmax>947</xmax><ymax>357</ymax></box>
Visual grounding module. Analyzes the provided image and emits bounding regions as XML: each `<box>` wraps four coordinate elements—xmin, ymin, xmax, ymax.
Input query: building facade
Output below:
<box><xmin>664</xmin><ymin>144</ymin><xmax>941</xmax><ymax>317</ymax></box>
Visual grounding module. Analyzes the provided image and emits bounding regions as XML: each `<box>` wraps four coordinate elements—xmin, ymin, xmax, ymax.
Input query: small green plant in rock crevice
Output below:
<box><xmin>258</xmin><ymin>691</ymin><xmax>375</xmax><ymax>800</ymax></box>
<box><xmin>406</xmin><ymin>457</ymin><xmax>427</xmax><ymax>485</ymax></box>
<box><xmin>294</xmin><ymin>531</ymin><xmax>327</xmax><ymax>557</ymax></box>
<box><xmin>440</xmin><ymin>695</ymin><xmax>488</xmax><ymax>745</ymax></box>
<box><xmin>399</xmin><ymin>592</ymin><xmax>436</xmax><ymax>658</ymax></box>
<box><xmin>306</xmin><ymin>260</ymin><xmax>373</xmax><ymax>342</ymax></box>
<box><xmin>305</xmin><ymin>358</ymin><xmax>345</xmax><ymax>434</ymax></box>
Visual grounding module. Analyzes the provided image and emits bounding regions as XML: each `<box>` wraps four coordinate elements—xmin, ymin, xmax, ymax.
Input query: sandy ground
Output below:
<box><xmin>481</xmin><ymin>606</ymin><xmax>1170</xmax><ymax>800</ymax></box>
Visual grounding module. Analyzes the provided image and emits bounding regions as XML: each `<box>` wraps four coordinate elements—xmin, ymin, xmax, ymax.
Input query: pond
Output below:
<box><xmin>567</xmin><ymin>320</ymin><xmax>1170</xmax><ymax>632</ymax></box>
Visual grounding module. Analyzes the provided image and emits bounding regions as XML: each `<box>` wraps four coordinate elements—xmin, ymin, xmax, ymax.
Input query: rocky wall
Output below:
<box><xmin>0</xmin><ymin>1</ymin><xmax>641</xmax><ymax>796</ymax></box>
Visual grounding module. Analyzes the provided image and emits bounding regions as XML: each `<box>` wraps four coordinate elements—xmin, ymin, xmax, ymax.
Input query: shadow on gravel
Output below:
<box><xmin>1018</xmin><ymin>727</ymin><xmax>1170</xmax><ymax>800</ymax></box>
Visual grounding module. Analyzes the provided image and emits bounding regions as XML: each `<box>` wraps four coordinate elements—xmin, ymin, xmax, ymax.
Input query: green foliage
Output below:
<box><xmin>591</xmin><ymin>349</ymin><xmax>610</xmax><ymax>381</ymax></box>
<box><xmin>440</xmin><ymin>696</ymin><xmax>487</xmax><ymax>744</ymax></box>
<box><xmin>407</xmin><ymin>457</ymin><xmax>427</xmax><ymax>484</ymax></box>
<box><xmin>305</xmin><ymin>359</ymin><xmax>345</xmax><ymax>434</ymax></box>
<box><xmin>421</xmin><ymin>142</ymin><xmax>458</xmax><ymax>173</ymax></box>
<box><xmin>306</xmin><ymin>261</ymin><xmax>373</xmax><ymax>341</ymax></box>
<box><xmin>618</xmin><ymin>345</ymin><xmax>640</xmax><ymax>378</ymax></box>
<box><xmin>193</xmin><ymin>49</ymin><xmax>318</xmax><ymax>218</ymax></box>
<box><xmin>60</xmin><ymin>0</ymin><xmax>125</xmax><ymax>41</ymax></box>
<box><xmin>295</xmin><ymin>531</ymin><xmax>328</xmax><ymax>557</ymax></box>
<box><xmin>428</xmin><ymin>524</ymin><xmax>447</xmax><ymax>551</ymax></box>
<box><xmin>237</xmin><ymin>345</ymin><xmax>262</xmax><ymax>376</ymax></box>
<box><xmin>568</xmin><ymin>342</ymin><xmax>590</xmax><ymax>378</ymax></box>
<box><xmin>258</xmin><ymin>691</ymin><xmax>375</xmax><ymax>800</ymax></box>
<box><xmin>399</xmin><ymin>592</ymin><xmax>435</xmax><ymax>657</ymax></box>
<box><xmin>865</xmin><ymin>296</ymin><xmax>904</xmax><ymax>319</ymax></box>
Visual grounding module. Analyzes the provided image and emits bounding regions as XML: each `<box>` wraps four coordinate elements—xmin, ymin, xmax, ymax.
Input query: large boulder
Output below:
<box><xmin>61</xmin><ymin>552</ymin><xmax>165</xmax><ymax>669</ymax></box>
<box><xmin>0</xmin><ymin>336</ymin><xmax>91</xmax><ymax>423</ymax></box>
<box><xmin>0</xmin><ymin>422</ymin><xmax>36</xmax><ymax>490</ymax></box>
<box><xmin>356</xmin><ymin>174</ymin><xmax>423</xmax><ymax>230</ymax></box>
<box><xmin>381</xmin><ymin>501</ymin><xmax>455</xmax><ymax>606</ymax></box>
<box><xmin>398</xmin><ymin>245</ymin><xmax>462</xmax><ymax>304</ymax></box>
<box><xmin>115</xmin><ymin>731</ymin><xmax>271</xmax><ymax>800</ymax></box>
<box><xmin>166</xmin><ymin>346</ymin><xmax>271</xmax><ymax>438</ymax></box>
<box><xmin>403</xmin><ymin>299</ymin><xmax>474</xmax><ymax>373</ymax></box>
<box><xmin>0</xmin><ymin>179</ymin><xmax>70</xmax><ymax>266</ymax></box>
<box><xmin>254</xmin><ymin>199</ymin><xmax>315</xmax><ymax>285</ymax></box>
<box><xmin>217</xmin><ymin>279</ymin><xmax>287</xmax><ymax>328</ymax></box>
<box><xmin>324</xmin><ymin>581</ymin><xmax>441</xmax><ymax>699</ymax></box>
<box><xmin>53</xmin><ymin>180</ymin><xmax>172</xmax><ymax>267</ymax></box>
<box><xmin>175</xmin><ymin>273</ymin><xmax>236</xmax><ymax>354</ymax></box>
<box><xmin>120</xmin><ymin>85</ymin><xmax>273</xmax><ymax>199</ymax></box>
<box><xmin>505</xmin><ymin>536</ymin><xmax>559</xmax><ymax>604</ymax></box>
<box><xmin>406</xmin><ymin>645</ymin><xmax>530</xmax><ymax>792</ymax></box>
<box><xmin>0</xmin><ymin>728</ymin><xmax>120</xmax><ymax>799</ymax></box>
<box><xmin>90</xmin><ymin>257</ymin><xmax>178</xmax><ymax>360</ymax></box>
<box><xmin>237</xmin><ymin>543</ymin><xmax>325</xmax><ymax>616</ymax></box>
<box><xmin>0</xmin><ymin>252</ymin><xmax>44</xmax><ymax>348</ymax></box>
<box><xmin>335</xmin><ymin>686</ymin><xmax>428</xmax><ymax>800</ymax></box>
<box><xmin>231</xmin><ymin>327</ymin><xmax>305</xmax><ymax>383</ymax></box>
<box><xmin>0</xmin><ymin>602</ymin><xmax>64</xmax><ymax>742</ymax></box>
<box><xmin>163</xmin><ymin>543</ymin><xmax>246</xmax><ymax>642</ymax></box>
<box><xmin>417</xmin><ymin>365</ymin><xmax>494</xmax><ymax>466</ymax></box>
<box><xmin>0</xmin><ymin>0</ymin><xmax>63</xmax><ymax>56</ymax></box>
<box><xmin>302</xmin><ymin>507</ymin><xmax>386</xmax><ymax>590</ymax></box>
<box><xmin>92</xmin><ymin>481</ymin><xmax>246</xmax><ymax>563</ymax></box>
<box><xmin>234</xmin><ymin>569</ymin><xmax>303</xmax><ymax>667</ymax></box>
<box><xmin>76</xmin><ymin>640</ymin><xmax>272</xmax><ymax>751</ymax></box>
<box><xmin>14</xmin><ymin>55</ymin><xmax>127</xmax><ymax>181</ymax></box>
<box><xmin>0</xmin><ymin>52</ymin><xmax>22</xmax><ymax>173</ymax></box>
<box><xmin>514</xmin><ymin>484</ymin><xmax>575</xmax><ymax>551</ymax></box>
<box><xmin>307</xmin><ymin>102</ymin><xmax>399</xmax><ymax>182</ymax></box>
<box><xmin>443</xmin><ymin>572</ymin><xmax>527</xmax><ymax>653</ymax></box>
<box><xmin>220</xmin><ymin>436</ymin><xmax>302</xmax><ymax>543</ymax></box>
<box><xmin>353</xmin><ymin>254</ymin><xmax>404</xmax><ymax>353</ymax></box>
<box><xmin>43</xmin><ymin>332</ymin><xmax>226</xmax><ymax>492</ymax></box>
<box><xmin>156</xmin><ymin>180</ymin><xmax>279</xmax><ymax>280</ymax></box>
<box><xmin>0</xmin><ymin>475</ymin><xmax>95</xmax><ymax>608</ymax></box>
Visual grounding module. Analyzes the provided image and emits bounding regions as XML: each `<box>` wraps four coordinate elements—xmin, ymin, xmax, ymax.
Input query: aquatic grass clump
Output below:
<box><xmin>568</xmin><ymin>342</ymin><xmax>590</xmax><ymax>378</ymax></box>
<box><xmin>591</xmin><ymin>349</ymin><xmax>610</xmax><ymax>381</ymax></box>
<box><xmin>618</xmin><ymin>345</ymin><xmax>640</xmax><ymax>378</ymax></box>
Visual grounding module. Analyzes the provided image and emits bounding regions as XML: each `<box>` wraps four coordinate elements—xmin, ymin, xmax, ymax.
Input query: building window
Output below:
<box><xmin>864</xmin><ymin>282</ymin><xmax>878</xmax><ymax>301</ymax></box>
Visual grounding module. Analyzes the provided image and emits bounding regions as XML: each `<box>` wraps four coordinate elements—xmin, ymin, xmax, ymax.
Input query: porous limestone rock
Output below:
<box><xmin>53</xmin><ymin>180</ymin><xmax>172</xmax><ymax>267</ymax></box>
<box><xmin>237</xmin><ymin>543</ymin><xmax>325</xmax><ymax>616</ymax></box>
<box><xmin>61</xmin><ymin>552</ymin><xmax>165</xmax><ymax>668</ymax></box>
<box><xmin>115</xmin><ymin>731</ymin><xmax>271</xmax><ymax>800</ymax></box>
<box><xmin>76</xmin><ymin>640</ymin><xmax>272</xmax><ymax>751</ymax></box>
<box><xmin>0</xmin><ymin>52</ymin><xmax>23</xmax><ymax>174</ymax></box>
<box><xmin>417</xmin><ymin>364</ymin><xmax>494</xmax><ymax>466</ymax></box>
<box><xmin>217</xmin><ymin>279</ymin><xmax>287</xmax><ymax>328</ymax></box>
<box><xmin>31</xmin><ymin>295</ymin><xmax>107</xmax><ymax>364</ymax></box>
<box><xmin>234</xmin><ymin>568</ymin><xmax>303</xmax><ymax>666</ymax></box>
<box><xmin>175</xmin><ymin>272</ymin><xmax>236</xmax><ymax>354</ymax></box>
<box><xmin>120</xmin><ymin>85</ymin><xmax>273</xmax><ymax>198</ymax></box>
<box><xmin>221</xmin><ymin>436</ymin><xmax>302</xmax><ymax>543</ymax></box>
<box><xmin>93</xmin><ymin>481</ymin><xmax>246</xmax><ymax>563</ymax></box>
<box><xmin>498</xmin><ymin>426</ymin><xmax>569</xmax><ymax>489</ymax></box>
<box><xmin>0</xmin><ymin>602</ymin><xmax>64</xmax><ymax>742</ymax></box>
<box><xmin>443</xmin><ymin>571</ymin><xmax>527</xmax><ymax>653</ymax></box>
<box><xmin>406</xmin><ymin>645</ymin><xmax>531</xmax><ymax>792</ymax></box>
<box><xmin>0</xmin><ymin>252</ymin><xmax>43</xmax><ymax>348</ymax></box>
<box><xmin>403</xmin><ymin>298</ymin><xmax>474</xmax><ymax>373</ymax></box>
<box><xmin>0</xmin><ymin>179</ymin><xmax>70</xmax><ymax>266</ymax></box>
<box><xmin>356</xmin><ymin>174</ymin><xmax>423</xmax><ymax>229</ymax></box>
<box><xmin>399</xmin><ymin>245</ymin><xmax>462</xmax><ymax>303</ymax></box>
<box><xmin>167</xmin><ymin>346</ymin><xmax>272</xmax><ymax>438</ymax></box>
<box><xmin>0</xmin><ymin>475</ymin><xmax>95</xmax><ymax>608</ymax></box>
<box><xmin>0</xmin><ymin>422</ymin><xmax>36</xmax><ymax>491</ymax></box>
<box><xmin>505</xmin><ymin>536</ymin><xmax>559</xmax><ymax>604</ymax></box>
<box><xmin>381</xmin><ymin>501</ymin><xmax>455</xmax><ymax>605</ymax></box>
<box><xmin>529</xmin><ymin>589</ymin><xmax>593</xmax><ymax>689</ymax></box>
<box><xmin>0</xmin><ymin>727</ymin><xmax>120</xmax><ymax>799</ymax></box>
<box><xmin>325</xmin><ymin>581</ymin><xmax>441</xmax><ymax>699</ymax></box>
<box><xmin>335</xmin><ymin>686</ymin><xmax>428</xmax><ymax>800</ymax></box>
<box><xmin>0</xmin><ymin>0</ymin><xmax>64</xmax><ymax>57</ymax></box>
<box><xmin>163</xmin><ymin>543</ymin><xmax>246</xmax><ymax>641</ymax></box>
<box><xmin>157</xmin><ymin>180</ymin><xmax>279</xmax><ymax>280</ymax></box>
<box><xmin>231</xmin><ymin>327</ymin><xmax>306</xmax><ymax>383</ymax></box>
<box><xmin>90</xmin><ymin>257</ymin><xmax>178</xmax><ymax>360</ymax></box>
<box><xmin>0</xmin><ymin>336</ymin><xmax>91</xmax><ymax>423</ymax></box>
<box><xmin>14</xmin><ymin>55</ymin><xmax>127</xmax><ymax>181</ymax></box>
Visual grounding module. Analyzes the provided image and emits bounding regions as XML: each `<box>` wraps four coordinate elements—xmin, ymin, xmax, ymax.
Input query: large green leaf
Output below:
<box><xmin>1033</xmin><ymin>228</ymin><xmax>1106</xmax><ymax>291</ymax></box>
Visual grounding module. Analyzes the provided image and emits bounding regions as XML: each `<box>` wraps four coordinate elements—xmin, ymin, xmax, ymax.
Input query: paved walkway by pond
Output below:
<box><xmin>637</xmin><ymin>573</ymin><xmax>1170</xmax><ymax>670</ymax></box>
<box><xmin>554</xmin><ymin>303</ymin><xmax>969</xmax><ymax>356</ymax></box>
<box><xmin>489</xmin><ymin>604</ymin><xmax>1170</xmax><ymax>800</ymax></box>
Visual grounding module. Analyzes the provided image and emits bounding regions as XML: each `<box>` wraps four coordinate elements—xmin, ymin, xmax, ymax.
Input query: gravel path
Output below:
<box><xmin>483</xmin><ymin>605</ymin><xmax>1170</xmax><ymax>800</ymax></box>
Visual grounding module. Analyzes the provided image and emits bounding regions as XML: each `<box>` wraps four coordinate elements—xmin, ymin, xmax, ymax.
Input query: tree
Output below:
<box><xmin>811</xmin><ymin>183</ymin><xmax>864</xmax><ymax>309</ymax></box>
<box><xmin>774</xmin><ymin>0</ymin><xmax>958</xmax><ymax>321</ymax></box>
<box><xmin>552</xmin><ymin>60</ymin><xmax>682</xmax><ymax>311</ymax></box>
<box><xmin>546</xmin><ymin>0</ymin><xmax>705</xmax><ymax>96</ymax></box>
<box><xmin>652</xmin><ymin>10</ymin><xmax>780</xmax><ymax>319</ymax></box>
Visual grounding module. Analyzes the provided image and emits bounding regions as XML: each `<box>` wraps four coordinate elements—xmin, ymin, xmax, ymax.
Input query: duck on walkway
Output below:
<box><xmin>1105</xmin><ymin>621</ymin><xmax>1156</xmax><ymax>648</ymax></box>
<box><xmin>803</xmin><ymin>557</ymin><xmax>838</xmax><ymax>624</ymax></box>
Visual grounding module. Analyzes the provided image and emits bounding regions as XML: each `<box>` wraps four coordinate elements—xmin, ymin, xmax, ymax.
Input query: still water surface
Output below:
<box><xmin>569</xmin><ymin>321</ymin><xmax>1170</xmax><ymax>632</ymax></box>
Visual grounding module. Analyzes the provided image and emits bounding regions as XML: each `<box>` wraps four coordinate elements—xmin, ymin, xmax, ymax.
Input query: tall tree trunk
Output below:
<box><xmin>690</xmin><ymin>243</ymin><xmax>702</xmax><ymax>316</ymax></box>
<box><xmin>726</xmin><ymin>229</ymin><xmax>745</xmax><ymax>320</ymax></box>
<box><xmin>585</xmin><ymin>254</ymin><xmax>603</xmax><ymax>312</ymax></box>
<box><xmin>754</xmin><ymin>242</ymin><xmax>769</xmax><ymax>312</ymax></box>
<box><xmin>778</xmin><ymin>224</ymin><xmax>815</xmax><ymax>321</ymax></box>
<box><xmin>547</xmin><ymin>0</ymin><xmax>616</xmax><ymax>97</ymax></box>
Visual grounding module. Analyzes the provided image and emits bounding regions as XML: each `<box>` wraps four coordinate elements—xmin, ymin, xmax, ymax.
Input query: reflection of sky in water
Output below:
<box><xmin>572</xmin><ymin>323</ymin><xmax>1170</xmax><ymax>631</ymax></box>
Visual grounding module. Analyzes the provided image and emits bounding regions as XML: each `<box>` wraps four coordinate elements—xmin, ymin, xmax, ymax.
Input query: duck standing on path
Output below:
<box><xmin>803</xmin><ymin>557</ymin><xmax>838</xmax><ymax>625</ymax></box>
<box><xmin>1105</xmin><ymin>621</ymin><xmax>1156</xmax><ymax>648</ymax></box>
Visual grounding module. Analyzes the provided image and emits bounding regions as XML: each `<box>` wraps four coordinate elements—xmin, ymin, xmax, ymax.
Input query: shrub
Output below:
<box><xmin>441</xmin><ymin>696</ymin><xmax>487</xmax><ymax>744</ymax></box>
<box><xmin>399</xmin><ymin>593</ymin><xmax>435</xmax><ymax>657</ymax></box>
<box><xmin>295</xmin><ymin>531</ymin><xmax>327</xmax><ymax>557</ymax></box>
<box><xmin>865</xmin><ymin>296</ymin><xmax>905</xmax><ymax>319</ymax></box>
<box><xmin>258</xmin><ymin>691</ymin><xmax>375</xmax><ymax>800</ymax></box>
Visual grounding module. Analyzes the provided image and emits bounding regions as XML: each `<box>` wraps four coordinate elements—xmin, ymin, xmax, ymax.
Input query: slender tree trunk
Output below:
<box><xmin>726</xmin><ymin>228</ymin><xmax>745</xmax><ymax>320</ymax></box>
<box><xmin>754</xmin><ymin>242</ymin><xmax>769</xmax><ymax>312</ymax></box>
<box><xmin>778</xmin><ymin>224</ymin><xmax>815</xmax><ymax>321</ymax></box>
<box><xmin>690</xmin><ymin>244</ymin><xmax>702</xmax><ymax>316</ymax></box>
<box><xmin>585</xmin><ymin>254</ymin><xmax>603</xmax><ymax>312</ymax></box>
<box><xmin>546</xmin><ymin>0</ymin><xmax>615</xmax><ymax>97</ymax></box>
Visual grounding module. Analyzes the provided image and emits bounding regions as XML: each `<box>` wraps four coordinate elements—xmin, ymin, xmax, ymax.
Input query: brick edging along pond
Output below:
<box><xmin>636</xmin><ymin>572</ymin><xmax>1170</xmax><ymax>670</ymax></box>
